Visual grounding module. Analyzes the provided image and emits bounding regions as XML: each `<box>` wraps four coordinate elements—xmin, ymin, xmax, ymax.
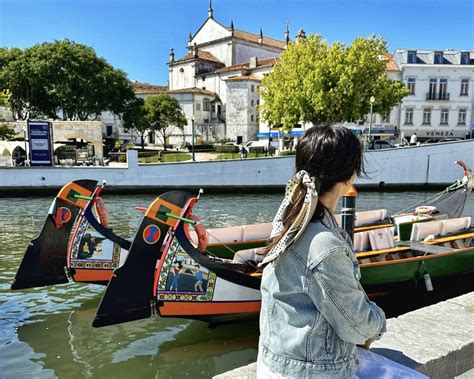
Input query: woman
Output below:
<box><xmin>257</xmin><ymin>125</ymin><xmax>426</xmax><ymax>378</ymax></box>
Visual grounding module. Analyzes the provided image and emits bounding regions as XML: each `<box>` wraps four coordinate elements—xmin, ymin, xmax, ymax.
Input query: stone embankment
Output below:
<box><xmin>214</xmin><ymin>292</ymin><xmax>474</xmax><ymax>379</ymax></box>
<box><xmin>0</xmin><ymin>140</ymin><xmax>473</xmax><ymax>195</ymax></box>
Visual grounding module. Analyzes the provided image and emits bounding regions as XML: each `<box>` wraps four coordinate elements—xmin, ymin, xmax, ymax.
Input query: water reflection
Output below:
<box><xmin>15</xmin><ymin>295</ymin><xmax>258</xmax><ymax>378</ymax></box>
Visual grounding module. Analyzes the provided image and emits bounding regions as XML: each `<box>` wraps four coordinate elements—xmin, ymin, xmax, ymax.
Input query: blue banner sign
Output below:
<box><xmin>28</xmin><ymin>121</ymin><xmax>53</xmax><ymax>165</ymax></box>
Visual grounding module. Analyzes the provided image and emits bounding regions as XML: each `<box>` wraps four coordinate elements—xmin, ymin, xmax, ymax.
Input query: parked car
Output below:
<box><xmin>244</xmin><ymin>140</ymin><xmax>271</xmax><ymax>149</ymax></box>
<box><xmin>367</xmin><ymin>140</ymin><xmax>396</xmax><ymax>150</ymax></box>
<box><xmin>422</xmin><ymin>138</ymin><xmax>463</xmax><ymax>144</ymax></box>
<box><xmin>224</xmin><ymin>141</ymin><xmax>242</xmax><ymax>147</ymax></box>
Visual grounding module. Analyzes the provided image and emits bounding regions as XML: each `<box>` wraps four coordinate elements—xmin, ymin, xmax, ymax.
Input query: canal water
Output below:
<box><xmin>1</xmin><ymin>191</ymin><xmax>473</xmax><ymax>378</ymax></box>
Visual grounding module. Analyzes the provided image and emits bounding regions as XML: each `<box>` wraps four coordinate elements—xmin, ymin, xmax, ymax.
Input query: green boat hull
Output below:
<box><xmin>206</xmin><ymin>241</ymin><xmax>266</xmax><ymax>259</ymax></box>
<box><xmin>361</xmin><ymin>249</ymin><xmax>474</xmax><ymax>292</ymax></box>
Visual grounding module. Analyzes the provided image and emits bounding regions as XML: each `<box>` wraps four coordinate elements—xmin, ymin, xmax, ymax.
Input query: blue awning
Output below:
<box><xmin>256</xmin><ymin>132</ymin><xmax>285</xmax><ymax>138</ymax></box>
<box><xmin>256</xmin><ymin>130</ymin><xmax>304</xmax><ymax>138</ymax></box>
<box><xmin>289</xmin><ymin>130</ymin><xmax>304</xmax><ymax>137</ymax></box>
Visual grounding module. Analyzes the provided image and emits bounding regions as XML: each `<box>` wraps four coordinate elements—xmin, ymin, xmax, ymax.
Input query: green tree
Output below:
<box><xmin>259</xmin><ymin>35</ymin><xmax>409</xmax><ymax>130</ymax></box>
<box><xmin>0</xmin><ymin>40</ymin><xmax>135</xmax><ymax>121</ymax></box>
<box><xmin>122</xmin><ymin>97</ymin><xmax>149</xmax><ymax>149</ymax></box>
<box><xmin>143</xmin><ymin>94</ymin><xmax>187</xmax><ymax>151</ymax></box>
<box><xmin>0</xmin><ymin>89</ymin><xmax>16</xmax><ymax>140</ymax></box>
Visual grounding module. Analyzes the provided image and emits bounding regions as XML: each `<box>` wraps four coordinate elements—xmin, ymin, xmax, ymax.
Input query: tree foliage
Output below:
<box><xmin>0</xmin><ymin>89</ymin><xmax>16</xmax><ymax>140</ymax></box>
<box><xmin>122</xmin><ymin>97</ymin><xmax>149</xmax><ymax>149</ymax></box>
<box><xmin>0</xmin><ymin>40</ymin><xmax>135</xmax><ymax>121</ymax></box>
<box><xmin>144</xmin><ymin>94</ymin><xmax>187</xmax><ymax>150</ymax></box>
<box><xmin>122</xmin><ymin>94</ymin><xmax>187</xmax><ymax>150</ymax></box>
<box><xmin>259</xmin><ymin>35</ymin><xmax>409</xmax><ymax>130</ymax></box>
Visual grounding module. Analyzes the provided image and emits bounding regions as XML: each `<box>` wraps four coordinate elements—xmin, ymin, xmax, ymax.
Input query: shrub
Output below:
<box><xmin>214</xmin><ymin>145</ymin><xmax>239</xmax><ymax>153</ymax></box>
<box><xmin>188</xmin><ymin>144</ymin><xmax>214</xmax><ymax>152</ymax></box>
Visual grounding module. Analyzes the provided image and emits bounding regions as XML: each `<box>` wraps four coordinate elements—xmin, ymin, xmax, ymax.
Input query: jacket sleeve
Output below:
<box><xmin>308</xmin><ymin>244</ymin><xmax>386</xmax><ymax>345</ymax></box>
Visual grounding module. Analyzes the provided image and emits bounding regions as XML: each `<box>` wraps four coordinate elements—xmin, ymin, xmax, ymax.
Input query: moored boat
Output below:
<box><xmin>92</xmin><ymin>161</ymin><xmax>474</xmax><ymax>327</ymax></box>
<box><xmin>11</xmin><ymin>179</ymin><xmax>99</xmax><ymax>289</ymax></box>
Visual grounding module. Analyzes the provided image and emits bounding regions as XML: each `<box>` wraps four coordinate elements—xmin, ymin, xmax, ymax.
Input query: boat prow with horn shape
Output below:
<box><xmin>11</xmin><ymin>179</ymin><xmax>99</xmax><ymax>289</ymax></box>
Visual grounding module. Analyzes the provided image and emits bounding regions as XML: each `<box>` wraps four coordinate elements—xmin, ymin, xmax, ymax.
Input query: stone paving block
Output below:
<box><xmin>214</xmin><ymin>292</ymin><xmax>474</xmax><ymax>379</ymax></box>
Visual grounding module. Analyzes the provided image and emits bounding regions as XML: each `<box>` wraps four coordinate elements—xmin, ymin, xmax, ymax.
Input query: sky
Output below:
<box><xmin>1</xmin><ymin>0</ymin><xmax>473</xmax><ymax>85</ymax></box>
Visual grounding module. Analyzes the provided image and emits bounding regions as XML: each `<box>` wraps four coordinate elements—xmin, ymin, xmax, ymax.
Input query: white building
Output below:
<box><xmin>392</xmin><ymin>49</ymin><xmax>474</xmax><ymax>141</ymax></box>
<box><xmin>166</xmin><ymin>3</ymin><xmax>290</xmax><ymax>145</ymax></box>
<box><xmin>100</xmin><ymin>81</ymin><xmax>167</xmax><ymax>144</ymax></box>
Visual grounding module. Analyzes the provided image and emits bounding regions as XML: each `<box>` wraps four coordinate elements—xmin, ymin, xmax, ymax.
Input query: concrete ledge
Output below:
<box><xmin>214</xmin><ymin>292</ymin><xmax>474</xmax><ymax>379</ymax></box>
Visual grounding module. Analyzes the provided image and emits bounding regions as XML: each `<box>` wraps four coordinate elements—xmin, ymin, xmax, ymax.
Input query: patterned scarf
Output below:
<box><xmin>260</xmin><ymin>170</ymin><xmax>319</xmax><ymax>266</ymax></box>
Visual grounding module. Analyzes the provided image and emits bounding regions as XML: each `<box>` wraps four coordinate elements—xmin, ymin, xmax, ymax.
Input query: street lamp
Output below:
<box><xmin>368</xmin><ymin>96</ymin><xmax>375</xmax><ymax>148</ymax></box>
<box><xmin>191</xmin><ymin>114</ymin><xmax>196</xmax><ymax>162</ymax></box>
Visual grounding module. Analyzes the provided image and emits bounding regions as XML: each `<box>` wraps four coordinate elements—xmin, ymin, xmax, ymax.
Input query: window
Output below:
<box><xmin>404</xmin><ymin>108</ymin><xmax>414</xmax><ymax>125</ymax></box>
<box><xmin>381</xmin><ymin>113</ymin><xmax>390</xmax><ymax>123</ymax></box>
<box><xmin>434</xmin><ymin>51</ymin><xmax>443</xmax><ymax>64</ymax></box>
<box><xmin>422</xmin><ymin>109</ymin><xmax>431</xmax><ymax>125</ymax></box>
<box><xmin>440</xmin><ymin>109</ymin><xmax>449</xmax><ymax>125</ymax></box>
<box><xmin>458</xmin><ymin>109</ymin><xmax>467</xmax><ymax>125</ymax></box>
<box><xmin>408</xmin><ymin>51</ymin><xmax>417</xmax><ymax>64</ymax></box>
<box><xmin>106</xmin><ymin>125</ymin><xmax>113</xmax><ymax>136</ymax></box>
<box><xmin>439</xmin><ymin>79</ymin><xmax>448</xmax><ymax>100</ymax></box>
<box><xmin>461</xmin><ymin>52</ymin><xmax>470</xmax><ymax>65</ymax></box>
<box><xmin>203</xmin><ymin>99</ymin><xmax>210</xmax><ymax>111</ymax></box>
<box><xmin>407</xmin><ymin>78</ymin><xmax>416</xmax><ymax>95</ymax></box>
<box><xmin>428</xmin><ymin>78</ymin><xmax>437</xmax><ymax>100</ymax></box>
<box><xmin>460</xmin><ymin>79</ymin><xmax>469</xmax><ymax>96</ymax></box>
<box><xmin>251</xmin><ymin>85</ymin><xmax>255</xmax><ymax>92</ymax></box>
<box><xmin>251</xmin><ymin>100</ymin><xmax>254</xmax><ymax>106</ymax></box>
<box><xmin>251</xmin><ymin>114</ymin><xmax>254</xmax><ymax>122</ymax></box>
<box><xmin>179</xmin><ymin>68</ymin><xmax>184</xmax><ymax>73</ymax></box>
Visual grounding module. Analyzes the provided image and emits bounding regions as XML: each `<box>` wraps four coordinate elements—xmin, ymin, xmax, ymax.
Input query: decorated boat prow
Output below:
<box><xmin>11</xmin><ymin>179</ymin><xmax>98</xmax><ymax>290</ymax></box>
<box><xmin>92</xmin><ymin>191</ymin><xmax>196</xmax><ymax>327</ymax></box>
<box><xmin>66</xmin><ymin>182</ymin><xmax>131</xmax><ymax>285</ymax></box>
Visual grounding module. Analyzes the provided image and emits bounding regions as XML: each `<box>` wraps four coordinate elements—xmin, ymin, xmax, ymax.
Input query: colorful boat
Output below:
<box><xmin>92</xmin><ymin>162</ymin><xmax>473</xmax><ymax>327</ymax></box>
<box><xmin>11</xmin><ymin>179</ymin><xmax>99</xmax><ymax>289</ymax></box>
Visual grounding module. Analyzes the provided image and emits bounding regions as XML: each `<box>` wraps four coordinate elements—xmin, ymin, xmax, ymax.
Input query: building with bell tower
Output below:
<box><xmin>167</xmin><ymin>0</ymin><xmax>290</xmax><ymax>145</ymax></box>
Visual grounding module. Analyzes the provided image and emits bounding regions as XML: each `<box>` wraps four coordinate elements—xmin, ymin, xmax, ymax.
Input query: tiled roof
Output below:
<box><xmin>131</xmin><ymin>81</ymin><xmax>168</xmax><ymax>94</ymax></box>
<box><xmin>175</xmin><ymin>50</ymin><xmax>222</xmax><ymax>64</ymax></box>
<box><xmin>383</xmin><ymin>52</ymin><xmax>400</xmax><ymax>72</ymax></box>
<box><xmin>168</xmin><ymin>87</ymin><xmax>217</xmax><ymax>96</ymax></box>
<box><xmin>224</xmin><ymin>73</ymin><xmax>262</xmax><ymax>82</ymax></box>
<box><xmin>233</xmin><ymin>29</ymin><xmax>286</xmax><ymax>49</ymax></box>
<box><xmin>215</xmin><ymin>57</ymin><xmax>278</xmax><ymax>73</ymax></box>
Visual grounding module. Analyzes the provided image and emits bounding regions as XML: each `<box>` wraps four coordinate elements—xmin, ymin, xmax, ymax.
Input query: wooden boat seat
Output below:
<box><xmin>191</xmin><ymin>222</ymin><xmax>273</xmax><ymax>246</ymax></box>
<box><xmin>242</xmin><ymin>223</ymin><xmax>272</xmax><ymax>241</ymax></box>
<box><xmin>410</xmin><ymin>217</ymin><xmax>471</xmax><ymax>241</ymax></box>
<box><xmin>232</xmin><ymin>248</ymin><xmax>265</xmax><ymax>263</ymax></box>
<box><xmin>441</xmin><ymin>217</ymin><xmax>471</xmax><ymax>235</ymax></box>
<box><xmin>335</xmin><ymin>209</ymin><xmax>388</xmax><ymax>227</ymax></box>
<box><xmin>355</xmin><ymin>209</ymin><xmax>388</xmax><ymax>227</ymax></box>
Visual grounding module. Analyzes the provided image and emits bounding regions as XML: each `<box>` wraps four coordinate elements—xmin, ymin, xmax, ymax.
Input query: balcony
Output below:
<box><xmin>426</xmin><ymin>92</ymin><xmax>450</xmax><ymax>101</ymax></box>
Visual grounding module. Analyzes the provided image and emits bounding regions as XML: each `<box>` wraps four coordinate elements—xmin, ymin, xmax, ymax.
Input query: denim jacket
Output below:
<box><xmin>259</xmin><ymin>216</ymin><xmax>386</xmax><ymax>378</ymax></box>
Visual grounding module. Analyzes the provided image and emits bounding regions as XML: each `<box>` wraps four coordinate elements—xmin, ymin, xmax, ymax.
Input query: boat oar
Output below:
<box><xmin>134</xmin><ymin>206</ymin><xmax>196</xmax><ymax>225</ymax></box>
<box><xmin>342</xmin><ymin>185</ymin><xmax>357</xmax><ymax>242</ymax></box>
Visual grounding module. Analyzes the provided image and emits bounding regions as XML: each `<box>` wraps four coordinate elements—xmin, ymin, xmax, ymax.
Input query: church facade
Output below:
<box><xmin>166</xmin><ymin>3</ymin><xmax>291</xmax><ymax>145</ymax></box>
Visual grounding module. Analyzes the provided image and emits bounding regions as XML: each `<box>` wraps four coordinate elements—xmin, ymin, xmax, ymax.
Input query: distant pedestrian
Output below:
<box><xmin>410</xmin><ymin>133</ymin><xmax>418</xmax><ymax>146</ymax></box>
<box><xmin>240</xmin><ymin>146</ymin><xmax>248</xmax><ymax>159</ymax></box>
